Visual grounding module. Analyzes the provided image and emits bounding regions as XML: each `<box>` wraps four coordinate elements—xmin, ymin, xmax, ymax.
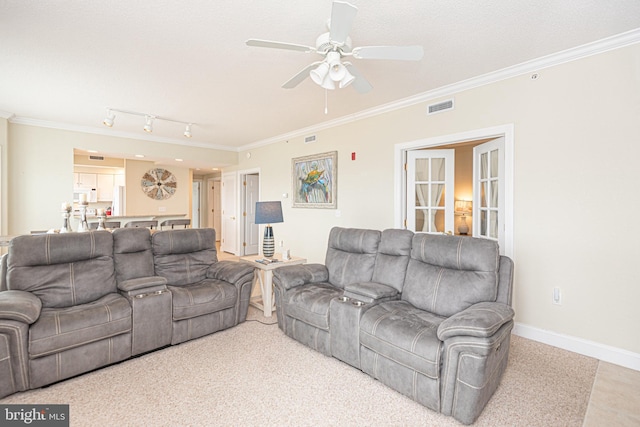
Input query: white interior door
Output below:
<box><xmin>406</xmin><ymin>149</ymin><xmax>455</xmax><ymax>233</ymax></box>
<box><xmin>221</xmin><ymin>172</ymin><xmax>237</xmax><ymax>254</ymax></box>
<box><xmin>191</xmin><ymin>181</ymin><xmax>201</xmax><ymax>228</ymax></box>
<box><xmin>243</xmin><ymin>174</ymin><xmax>259</xmax><ymax>255</ymax></box>
<box><xmin>473</xmin><ymin>137</ymin><xmax>505</xmax><ymax>250</ymax></box>
<box><xmin>213</xmin><ymin>179</ymin><xmax>221</xmax><ymax>236</ymax></box>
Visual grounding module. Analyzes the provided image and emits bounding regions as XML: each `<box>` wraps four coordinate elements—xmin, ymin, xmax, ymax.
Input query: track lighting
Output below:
<box><xmin>102</xmin><ymin>108</ymin><xmax>196</xmax><ymax>138</ymax></box>
<box><xmin>143</xmin><ymin>116</ymin><xmax>154</xmax><ymax>133</ymax></box>
<box><xmin>103</xmin><ymin>109</ymin><xmax>115</xmax><ymax>127</ymax></box>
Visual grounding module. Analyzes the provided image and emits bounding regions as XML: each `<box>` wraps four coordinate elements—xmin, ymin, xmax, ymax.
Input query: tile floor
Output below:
<box><xmin>583</xmin><ymin>361</ymin><xmax>640</xmax><ymax>426</ymax></box>
<box><xmin>218</xmin><ymin>245</ymin><xmax>640</xmax><ymax>426</ymax></box>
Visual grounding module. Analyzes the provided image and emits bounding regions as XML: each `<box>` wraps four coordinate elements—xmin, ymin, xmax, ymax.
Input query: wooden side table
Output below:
<box><xmin>240</xmin><ymin>253</ymin><xmax>306</xmax><ymax>317</ymax></box>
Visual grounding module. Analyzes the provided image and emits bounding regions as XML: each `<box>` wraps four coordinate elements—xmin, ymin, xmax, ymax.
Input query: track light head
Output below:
<box><xmin>103</xmin><ymin>109</ymin><xmax>115</xmax><ymax>127</ymax></box>
<box><xmin>143</xmin><ymin>116</ymin><xmax>154</xmax><ymax>133</ymax></box>
<box><xmin>184</xmin><ymin>124</ymin><xmax>192</xmax><ymax>138</ymax></box>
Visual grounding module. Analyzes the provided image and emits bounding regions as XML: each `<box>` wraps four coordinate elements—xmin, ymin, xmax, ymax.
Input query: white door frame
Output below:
<box><xmin>236</xmin><ymin>168</ymin><xmax>261</xmax><ymax>256</ymax></box>
<box><xmin>394</xmin><ymin>124</ymin><xmax>514</xmax><ymax>258</ymax></box>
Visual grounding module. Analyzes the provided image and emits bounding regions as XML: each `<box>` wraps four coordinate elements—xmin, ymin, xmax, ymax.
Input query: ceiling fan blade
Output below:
<box><xmin>352</xmin><ymin>45</ymin><xmax>424</xmax><ymax>61</ymax></box>
<box><xmin>329</xmin><ymin>1</ymin><xmax>358</xmax><ymax>45</ymax></box>
<box><xmin>282</xmin><ymin>62</ymin><xmax>323</xmax><ymax>89</ymax></box>
<box><xmin>344</xmin><ymin>63</ymin><xmax>372</xmax><ymax>94</ymax></box>
<box><xmin>246</xmin><ymin>39</ymin><xmax>315</xmax><ymax>53</ymax></box>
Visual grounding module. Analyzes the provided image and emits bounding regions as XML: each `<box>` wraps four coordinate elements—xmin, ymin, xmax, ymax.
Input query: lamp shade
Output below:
<box><xmin>255</xmin><ymin>201</ymin><xmax>283</xmax><ymax>224</ymax></box>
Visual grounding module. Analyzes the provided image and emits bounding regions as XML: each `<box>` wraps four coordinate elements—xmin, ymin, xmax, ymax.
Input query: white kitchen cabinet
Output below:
<box><xmin>97</xmin><ymin>174</ymin><xmax>115</xmax><ymax>201</ymax></box>
<box><xmin>74</xmin><ymin>173</ymin><xmax>97</xmax><ymax>190</ymax></box>
<box><xmin>113</xmin><ymin>173</ymin><xmax>125</xmax><ymax>187</ymax></box>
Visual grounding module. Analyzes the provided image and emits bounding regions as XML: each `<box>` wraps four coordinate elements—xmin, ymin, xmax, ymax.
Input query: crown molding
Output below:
<box><xmin>240</xmin><ymin>28</ymin><xmax>640</xmax><ymax>151</ymax></box>
<box><xmin>0</xmin><ymin>111</ymin><xmax>15</xmax><ymax>120</ymax></box>
<box><xmin>8</xmin><ymin>116</ymin><xmax>237</xmax><ymax>152</ymax></box>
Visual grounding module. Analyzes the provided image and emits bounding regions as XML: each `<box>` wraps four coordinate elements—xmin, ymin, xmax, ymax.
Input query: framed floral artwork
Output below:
<box><xmin>291</xmin><ymin>151</ymin><xmax>337</xmax><ymax>209</ymax></box>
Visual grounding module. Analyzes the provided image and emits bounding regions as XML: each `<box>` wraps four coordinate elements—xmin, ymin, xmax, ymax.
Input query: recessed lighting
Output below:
<box><xmin>175</xmin><ymin>159</ymin><xmax>183</xmax><ymax>162</ymax></box>
<box><xmin>87</xmin><ymin>150</ymin><xmax>98</xmax><ymax>153</ymax></box>
<box><xmin>135</xmin><ymin>154</ymin><xmax>145</xmax><ymax>158</ymax></box>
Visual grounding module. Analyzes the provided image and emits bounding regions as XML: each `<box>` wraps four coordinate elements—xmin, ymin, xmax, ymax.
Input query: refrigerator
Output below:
<box><xmin>112</xmin><ymin>186</ymin><xmax>125</xmax><ymax>216</ymax></box>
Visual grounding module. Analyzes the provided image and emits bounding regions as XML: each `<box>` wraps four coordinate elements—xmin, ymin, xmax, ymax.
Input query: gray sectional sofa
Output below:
<box><xmin>0</xmin><ymin>228</ymin><xmax>254</xmax><ymax>399</ymax></box>
<box><xmin>273</xmin><ymin>227</ymin><xmax>515</xmax><ymax>425</ymax></box>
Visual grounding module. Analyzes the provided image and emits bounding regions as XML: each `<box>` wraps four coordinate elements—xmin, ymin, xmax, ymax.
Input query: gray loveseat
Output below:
<box><xmin>273</xmin><ymin>227</ymin><xmax>514</xmax><ymax>425</ymax></box>
<box><xmin>0</xmin><ymin>227</ymin><xmax>254</xmax><ymax>399</ymax></box>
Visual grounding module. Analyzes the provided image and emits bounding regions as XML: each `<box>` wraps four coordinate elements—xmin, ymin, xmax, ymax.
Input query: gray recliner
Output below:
<box><xmin>151</xmin><ymin>228</ymin><xmax>255</xmax><ymax>345</ymax></box>
<box><xmin>273</xmin><ymin>227</ymin><xmax>514</xmax><ymax>425</ymax></box>
<box><xmin>0</xmin><ymin>232</ymin><xmax>132</xmax><ymax>394</ymax></box>
<box><xmin>273</xmin><ymin>227</ymin><xmax>383</xmax><ymax>355</ymax></box>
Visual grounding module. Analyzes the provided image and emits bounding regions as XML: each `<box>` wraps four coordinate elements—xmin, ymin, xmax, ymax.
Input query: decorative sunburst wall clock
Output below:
<box><xmin>141</xmin><ymin>168</ymin><xmax>177</xmax><ymax>200</ymax></box>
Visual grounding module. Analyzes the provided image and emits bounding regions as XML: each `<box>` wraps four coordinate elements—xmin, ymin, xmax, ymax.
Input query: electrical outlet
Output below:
<box><xmin>553</xmin><ymin>287</ymin><xmax>562</xmax><ymax>305</ymax></box>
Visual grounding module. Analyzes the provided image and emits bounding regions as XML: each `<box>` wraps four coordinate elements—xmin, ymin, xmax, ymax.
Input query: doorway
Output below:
<box><xmin>396</xmin><ymin>125</ymin><xmax>514</xmax><ymax>257</ymax></box>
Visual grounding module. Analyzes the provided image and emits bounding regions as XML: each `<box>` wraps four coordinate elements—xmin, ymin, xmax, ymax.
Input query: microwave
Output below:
<box><xmin>73</xmin><ymin>188</ymin><xmax>97</xmax><ymax>203</ymax></box>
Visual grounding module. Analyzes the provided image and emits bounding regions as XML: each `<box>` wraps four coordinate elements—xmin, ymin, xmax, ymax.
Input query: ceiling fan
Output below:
<box><xmin>246</xmin><ymin>1</ymin><xmax>424</xmax><ymax>94</ymax></box>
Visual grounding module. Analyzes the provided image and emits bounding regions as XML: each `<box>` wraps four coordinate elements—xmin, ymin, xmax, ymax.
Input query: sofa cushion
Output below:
<box><xmin>285</xmin><ymin>283</ymin><xmax>343</xmax><ymax>331</ymax></box>
<box><xmin>169</xmin><ymin>279</ymin><xmax>237</xmax><ymax>321</ymax></box>
<box><xmin>153</xmin><ymin>229</ymin><xmax>217</xmax><ymax>286</ymax></box>
<box><xmin>112</xmin><ymin>228</ymin><xmax>155</xmax><ymax>282</ymax></box>
<box><xmin>402</xmin><ymin>234</ymin><xmax>500</xmax><ymax>317</ymax></box>
<box><xmin>325</xmin><ymin>227</ymin><xmax>381</xmax><ymax>288</ymax></box>
<box><xmin>152</xmin><ymin>228</ymin><xmax>217</xmax><ymax>255</ymax></box>
<box><xmin>359</xmin><ymin>301</ymin><xmax>445</xmax><ymax>379</ymax></box>
<box><xmin>371</xmin><ymin>229</ymin><xmax>413</xmax><ymax>292</ymax></box>
<box><xmin>7</xmin><ymin>232</ymin><xmax>117</xmax><ymax>308</ymax></box>
<box><xmin>29</xmin><ymin>293</ymin><xmax>131</xmax><ymax>358</ymax></box>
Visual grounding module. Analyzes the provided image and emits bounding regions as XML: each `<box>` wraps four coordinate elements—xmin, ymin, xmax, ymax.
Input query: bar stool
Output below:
<box><xmin>124</xmin><ymin>220</ymin><xmax>158</xmax><ymax>230</ymax></box>
<box><xmin>89</xmin><ymin>221</ymin><xmax>121</xmax><ymax>230</ymax></box>
<box><xmin>160</xmin><ymin>219</ymin><xmax>191</xmax><ymax>230</ymax></box>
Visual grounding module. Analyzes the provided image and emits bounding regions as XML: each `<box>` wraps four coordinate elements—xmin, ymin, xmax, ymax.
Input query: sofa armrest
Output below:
<box><xmin>437</xmin><ymin>301</ymin><xmax>514</xmax><ymax>340</ymax></box>
<box><xmin>272</xmin><ymin>264</ymin><xmax>329</xmax><ymax>291</ymax></box>
<box><xmin>0</xmin><ymin>290</ymin><xmax>42</xmax><ymax>324</ymax></box>
<box><xmin>343</xmin><ymin>282</ymin><xmax>398</xmax><ymax>303</ymax></box>
<box><xmin>118</xmin><ymin>276</ymin><xmax>168</xmax><ymax>292</ymax></box>
<box><xmin>207</xmin><ymin>261</ymin><xmax>254</xmax><ymax>284</ymax></box>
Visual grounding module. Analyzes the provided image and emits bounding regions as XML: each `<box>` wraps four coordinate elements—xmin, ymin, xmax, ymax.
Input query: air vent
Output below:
<box><xmin>427</xmin><ymin>99</ymin><xmax>454</xmax><ymax>115</ymax></box>
<box><xmin>304</xmin><ymin>135</ymin><xmax>317</xmax><ymax>144</ymax></box>
<box><xmin>89</xmin><ymin>155</ymin><xmax>104</xmax><ymax>161</ymax></box>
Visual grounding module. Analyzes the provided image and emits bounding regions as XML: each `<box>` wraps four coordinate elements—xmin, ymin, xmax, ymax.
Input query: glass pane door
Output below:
<box><xmin>406</xmin><ymin>149</ymin><xmax>454</xmax><ymax>233</ymax></box>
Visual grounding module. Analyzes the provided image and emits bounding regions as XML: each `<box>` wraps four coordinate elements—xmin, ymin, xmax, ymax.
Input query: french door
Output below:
<box><xmin>473</xmin><ymin>137</ymin><xmax>505</xmax><ymax>250</ymax></box>
<box><xmin>406</xmin><ymin>149</ymin><xmax>455</xmax><ymax>234</ymax></box>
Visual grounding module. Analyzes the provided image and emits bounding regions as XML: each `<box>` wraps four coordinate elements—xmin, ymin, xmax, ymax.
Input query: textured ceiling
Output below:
<box><xmin>2</xmin><ymin>0</ymin><xmax>640</xmax><ymax>157</ymax></box>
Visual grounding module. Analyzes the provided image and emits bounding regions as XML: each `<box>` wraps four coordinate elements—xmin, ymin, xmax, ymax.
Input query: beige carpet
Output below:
<box><xmin>1</xmin><ymin>308</ymin><xmax>597</xmax><ymax>426</ymax></box>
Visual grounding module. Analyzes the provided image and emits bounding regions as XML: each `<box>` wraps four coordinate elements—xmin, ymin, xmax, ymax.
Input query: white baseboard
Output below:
<box><xmin>513</xmin><ymin>322</ymin><xmax>640</xmax><ymax>372</ymax></box>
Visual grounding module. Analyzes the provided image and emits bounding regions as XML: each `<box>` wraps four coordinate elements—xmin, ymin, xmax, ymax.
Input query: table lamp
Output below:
<box><xmin>255</xmin><ymin>201</ymin><xmax>284</xmax><ymax>258</ymax></box>
<box><xmin>454</xmin><ymin>200</ymin><xmax>472</xmax><ymax>235</ymax></box>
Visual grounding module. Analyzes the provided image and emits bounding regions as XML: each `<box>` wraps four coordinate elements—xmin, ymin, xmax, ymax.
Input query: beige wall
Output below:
<box><xmin>6</xmin><ymin>124</ymin><xmax>237</xmax><ymax>234</ymax></box>
<box><xmin>231</xmin><ymin>44</ymin><xmax>640</xmax><ymax>356</ymax></box>
<box><xmin>124</xmin><ymin>159</ymin><xmax>190</xmax><ymax>216</ymax></box>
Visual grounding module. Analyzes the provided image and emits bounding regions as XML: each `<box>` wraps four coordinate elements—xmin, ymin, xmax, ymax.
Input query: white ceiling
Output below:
<box><xmin>2</xmin><ymin>0</ymin><xmax>640</xmax><ymax>155</ymax></box>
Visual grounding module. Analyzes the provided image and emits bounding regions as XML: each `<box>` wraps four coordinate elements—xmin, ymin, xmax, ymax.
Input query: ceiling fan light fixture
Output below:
<box><xmin>320</xmin><ymin>76</ymin><xmax>335</xmax><ymax>90</ymax></box>
<box><xmin>143</xmin><ymin>116</ymin><xmax>154</xmax><ymax>133</ymax></box>
<box><xmin>310</xmin><ymin>62</ymin><xmax>330</xmax><ymax>85</ymax></box>
<box><xmin>339</xmin><ymin>68</ymin><xmax>355</xmax><ymax>88</ymax></box>
<box><xmin>103</xmin><ymin>109</ymin><xmax>115</xmax><ymax>127</ymax></box>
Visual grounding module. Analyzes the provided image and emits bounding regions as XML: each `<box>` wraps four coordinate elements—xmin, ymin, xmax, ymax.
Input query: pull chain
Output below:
<box><xmin>324</xmin><ymin>89</ymin><xmax>329</xmax><ymax>115</ymax></box>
